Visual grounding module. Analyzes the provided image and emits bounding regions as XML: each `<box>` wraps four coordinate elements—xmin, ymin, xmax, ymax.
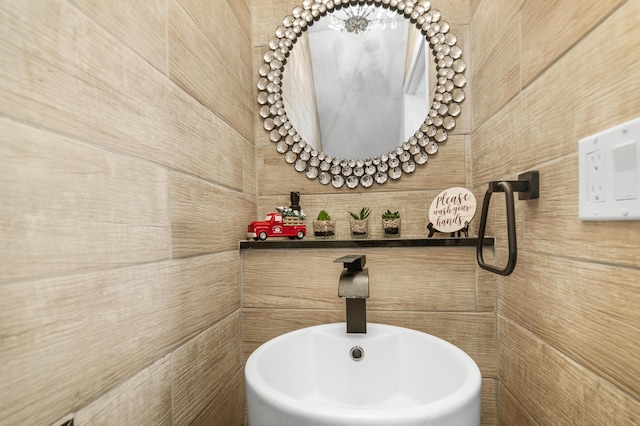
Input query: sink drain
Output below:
<box><xmin>350</xmin><ymin>346</ymin><xmax>364</xmax><ymax>361</ymax></box>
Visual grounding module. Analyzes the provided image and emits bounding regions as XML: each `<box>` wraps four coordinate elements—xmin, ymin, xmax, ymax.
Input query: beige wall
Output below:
<box><xmin>472</xmin><ymin>0</ymin><xmax>640</xmax><ymax>423</ymax></box>
<box><xmin>0</xmin><ymin>0</ymin><xmax>253</xmax><ymax>425</ymax></box>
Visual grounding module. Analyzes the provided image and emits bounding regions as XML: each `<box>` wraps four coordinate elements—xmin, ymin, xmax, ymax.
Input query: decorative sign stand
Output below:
<box><xmin>427</xmin><ymin>187</ymin><xmax>477</xmax><ymax>237</ymax></box>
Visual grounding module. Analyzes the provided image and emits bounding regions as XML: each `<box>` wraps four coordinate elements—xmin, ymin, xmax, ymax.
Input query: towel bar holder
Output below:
<box><xmin>476</xmin><ymin>171</ymin><xmax>539</xmax><ymax>276</ymax></box>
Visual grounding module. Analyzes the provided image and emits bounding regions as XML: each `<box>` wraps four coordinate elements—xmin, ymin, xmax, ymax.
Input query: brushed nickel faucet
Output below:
<box><xmin>334</xmin><ymin>255</ymin><xmax>369</xmax><ymax>333</ymax></box>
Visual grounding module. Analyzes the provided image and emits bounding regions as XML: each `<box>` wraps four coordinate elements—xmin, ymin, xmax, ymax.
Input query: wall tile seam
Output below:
<box><xmin>509</xmin><ymin>247</ymin><xmax>640</xmax><ymax>274</ymax></box>
<box><xmin>13</xmin><ymin>68</ymin><xmax>251</xmax><ymax>187</ymax></box>
<box><xmin>239</xmin><ymin>252</ymin><xmax>247</xmax><ymax>312</ymax></box>
<box><xmin>468</xmin><ymin>6</ymin><xmax>522</xmax><ymax>80</ymax></box>
<box><xmin>251</xmin><ymin>139</ymin><xmax>260</xmax><ymax>202</ymax></box>
<box><xmin>367</xmin><ymin>309</ymin><xmax>496</xmax><ymax>314</ymax></box>
<box><xmin>468</xmin><ymin>0</ymin><xmax>481</xmax><ymax>38</ymax></box>
<box><xmin>517</xmin><ymin>10</ymin><xmax>523</xmax><ymax>99</ymax></box>
<box><xmin>190</xmin><ymin>366</ymin><xmax>245</xmax><ymax>424</ymax></box>
<box><xmin>469</xmin><ymin>89</ymin><xmax>518</xmax><ymax>140</ymax></box>
<box><xmin>3</xmin><ymin>110</ymin><xmax>249</xmax><ymax>195</ymax></box>
<box><xmin>497</xmin><ymin>314</ymin><xmax>640</xmax><ymax>410</ymax></box>
<box><xmin>450</xmin><ymin>131</ymin><xmax>472</xmax><ymax>138</ymax></box>
<box><xmin>164</xmin><ymin>79</ymin><xmax>254</xmax><ymax>180</ymax></box>
<box><xmin>170</xmin><ymin>347</ymin><xmax>176</xmax><ymax>426</ymax></box>
<box><xmin>169</xmin><ymin>309</ymin><xmax>244</xmax><ymax>425</ymax></box>
<box><xmin>519</xmin><ymin>0</ymin><xmax>630</xmax><ymax>92</ymax></box>
<box><xmin>242</xmin><ymin>307</ymin><xmax>341</xmax><ymax>312</ymax></box>
<box><xmin>0</xmin><ymin>250</ymin><xmax>238</xmax><ymax>299</ymax></box>
<box><xmin>72</xmin><ymin>352</ymin><xmax>173</xmax><ymax>425</ymax></box>
<box><xmin>471</xmin><ymin>0</ymin><xmax>528</xmax><ymax>63</ymax></box>
<box><xmin>471</xmin><ymin>150</ymin><xmax>574</xmax><ymax>189</ymax></box>
<box><xmin>473</xmin><ymin>267</ymin><xmax>479</xmax><ymax>311</ymax></box>
<box><xmin>169</xmin><ymin>168</ymin><xmax>255</xmax><ymax>197</ymax></box>
<box><xmin>242</xmin><ymin>307</ymin><xmax>492</xmax><ymax>314</ymax></box>
<box><xmin>469</xmin><ymin>54</ymin><xmax>521</xmax><ymax>131</ymax></box>
<box><xmin>167</xmin><ymin>160</ymin><xmax>174</xmax><ymax>258</ymax></box>
<box><xmin>245</xmin><ymin>0</ymin><xmax>254</xmax><ymax>53</ymax></box>
<box><xmin>171</xmin><ymin>243</ymin><xmax>250</xmax><ymax>258</ymax></box>
<box><xmin>112</xmin><ymin>298</ymin><xmax>237</xmax><ymax>370</ymax></box>
<box><xmin>160</xmin><ymin>20</ymin><xmax>255</xmax><ymax>170</ymax></box>
<box><xmin>0</xmin><ymin>257</ymin><xmax>174</xmax><ymax>289</ymax></box>
<box><xmin>172</xmin><ymin>248</ymin><xmax>247</xmax><ymax>262</ymax></box>
<box><xmin>495</xmin><ymin>379</ymin><xmax>541</xmax><ymax>425</ymax></box>
<box><xmin>165</xmin><ymin>0</ymin><xmax>171</xmax><ymax>78</ymax></box>
<box><xmin>514</xmin><ymin>141</ymin><xmax>574</xmax><ymax>175</ymax></box>
<box><xmin>170</xmin><ymin>310</ymin><xmax>244</xmax><ymax>424</ymax></box>
<box><xmin>173</xmin><ymin>308</ymin><xmax>243</xmax><ymax>349</ymax></box>
<box><xmin>170</xmin><ymin>81</ymin><xmax>254</xmax><ymax>148</ymax></box>
<box><xmin>165</xmin><ymin>12</ymin><xmax>254</xmax><ymax>143</ymax></box>
<box><xmin>167</xmin><ymin>146</ymin><xmax>251</xmax><ymax>193</ymax></box>
<box><xmin>469</xmin><ymin>7</ymin><xmax>521</xmax><ymax>134</ymax></box>
<box><xmin>64</xmin><ymin>0</ymin><xmax>169</xmax><ymax>77</ymax></box>
<box><xmin>461</xmin><ymin>22</ymin><xmax>474</xmax><ymax>101</ymax></box>
<box><xmin>480</xmin><ymin>378</ymin><xmax>499</xmax><ymax>426</ymax></box>
<box><xmin>169</xmin><ymin>249</ymin><xmax>240</xmax><ymax>263</ymax></box>
<box><xmin>490</xmin><ymin>266</ymin><xmax>500</xmax><ymax>417</ymax></box>
<box><xmin>175</xmin><ymin>0</ymin><xmax>252</xmax><ymax>49</ymax></box>
<box><xmin>0</xmin><ymin>115</ymin><xmax>177</xmax><ymax>181</ymax></box>
<box><xmin>463</xmin><ymin>1</ymin><xmax>471</xmax><ymax>27</ymax></box>
<box><xmin>169</xmin><ymin>0</ymin><xmax>252</xmax><ymax>102</ymax></box>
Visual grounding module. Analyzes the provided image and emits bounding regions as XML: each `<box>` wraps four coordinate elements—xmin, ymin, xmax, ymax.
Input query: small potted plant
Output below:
<box><xmin>348</xmin><ymin>207</ymin><xmax>371</xmax><ymax>239</ymax></box>
<box><xmin>381</xmin><ymin>209</ymin><xmax>401</xmax><ymax>237</ymax></box>
<box><xmin>313</xmin><ymin>210</ymin><xmax>336</xmax><ymax>239</ymax></box>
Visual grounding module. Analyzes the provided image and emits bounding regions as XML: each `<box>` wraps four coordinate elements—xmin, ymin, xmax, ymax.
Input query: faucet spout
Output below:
<box><xmin>334</xmin><ymin>255</ymin><xmax>369</xmax><ymax>333</ymax></box>
<box><xmin>345</xmin><ymin>299</ymin><xmax>366</xmax><ymax>333</ymax></box>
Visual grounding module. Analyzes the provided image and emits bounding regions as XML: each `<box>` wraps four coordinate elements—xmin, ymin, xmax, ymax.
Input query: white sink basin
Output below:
<box><xmin>245</xmin><ymin>323</ymin><xmax>481</xmax><ymax>425</ymax></box>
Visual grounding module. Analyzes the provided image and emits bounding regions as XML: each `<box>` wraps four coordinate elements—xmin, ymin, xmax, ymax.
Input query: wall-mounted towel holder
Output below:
<box><xmin>476</xmin><ymin>171</ymin><xmax>539</xmax><ymax>276</ymax></box>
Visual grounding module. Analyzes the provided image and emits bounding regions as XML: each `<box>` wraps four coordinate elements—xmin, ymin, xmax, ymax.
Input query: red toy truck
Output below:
<box><xmin>247</xmin><ymin>212</ymin><xmax>306</xmax><ymax>241</ymax></box>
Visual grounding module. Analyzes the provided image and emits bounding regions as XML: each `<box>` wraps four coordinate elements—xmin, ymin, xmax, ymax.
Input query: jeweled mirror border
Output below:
<box><xmin>257</xmin><ymin>0</ymin><xmax>466</xmax><ymax>189</ymax></box>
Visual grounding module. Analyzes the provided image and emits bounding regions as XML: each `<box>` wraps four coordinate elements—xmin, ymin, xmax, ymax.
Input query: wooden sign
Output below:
<box><xmin>428</xmin><ymin>187</ymin><xmax>477</xmax><ymax>233</ymax></box>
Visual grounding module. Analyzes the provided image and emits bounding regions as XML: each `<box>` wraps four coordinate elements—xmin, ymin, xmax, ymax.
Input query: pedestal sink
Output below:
<box><xmin>245</xmin><ymin>323</ymin><xmax>481</xmax><ymax>425</ymax></box>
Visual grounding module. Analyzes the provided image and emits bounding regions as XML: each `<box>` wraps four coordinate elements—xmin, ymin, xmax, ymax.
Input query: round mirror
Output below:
<box><xmin>257</xmin><ymin>0</ymin><xmax>466</xmax><ymax>189</ymax></box>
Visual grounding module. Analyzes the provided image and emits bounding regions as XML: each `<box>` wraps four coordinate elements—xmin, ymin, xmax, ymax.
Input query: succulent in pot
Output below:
<box><xmin>381</xmin><ymin>209</ymin><xmax>401</xmax><ymax>237</ymax></box>
<box><xmin>348</xmin><ymin>207</ymin><xmax>371</xmax><ymax>239</ymax></box>
<box><xmin>313</xmin><ymin>210</ymin><xmax>336</xmax><ymax>239</ymax></box>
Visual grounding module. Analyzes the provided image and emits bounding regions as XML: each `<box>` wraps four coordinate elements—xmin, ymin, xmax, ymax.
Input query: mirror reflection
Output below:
<box><xmin>282</xmin><ymin>4</ymin><xmax>433</xmax><ymax>159</ymax></box>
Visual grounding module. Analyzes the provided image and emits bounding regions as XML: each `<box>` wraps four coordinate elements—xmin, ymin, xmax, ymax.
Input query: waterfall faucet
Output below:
<box><xmin>334</xmin><ymin>255</ymin><xmax>369</xmax><ymax>333</ymax></box>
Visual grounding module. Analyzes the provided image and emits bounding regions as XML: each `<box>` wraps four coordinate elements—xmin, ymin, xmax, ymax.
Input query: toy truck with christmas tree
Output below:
<box><xmin>247</xmin><ymin>207</ymin><xmax>306</xmax><ymax>241</ymax></box>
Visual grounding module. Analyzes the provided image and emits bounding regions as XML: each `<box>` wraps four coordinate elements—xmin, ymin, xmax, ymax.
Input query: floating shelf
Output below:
<box><xmin>239</xmin><ymin>237</ymin><xmax>494</xmax><ymax>250</ymax></box>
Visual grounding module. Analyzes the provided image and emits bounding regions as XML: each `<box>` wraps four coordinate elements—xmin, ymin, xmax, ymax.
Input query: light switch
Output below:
<box><xmin>579</xmin><ymin>117</ymin><xmax>640</xmax><ymax>221</ymax></box>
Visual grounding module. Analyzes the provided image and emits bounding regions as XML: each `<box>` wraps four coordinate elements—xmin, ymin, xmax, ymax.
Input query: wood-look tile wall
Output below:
<box><xmin>0</xmin><ymin>0</ymin><xmax>252</xmax><ymax>425</ymax></box>
<box><xmin>472</xmin><ymin>0</ymin><xmax>640</xmax><ymax>423</ymax></box>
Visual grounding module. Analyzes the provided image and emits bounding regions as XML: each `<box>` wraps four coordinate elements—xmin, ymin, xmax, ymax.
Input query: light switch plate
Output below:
<box><xmin>579</xmin><ymin>117</ymin><xmax>640</xmax><ymax>221</ymax></box>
